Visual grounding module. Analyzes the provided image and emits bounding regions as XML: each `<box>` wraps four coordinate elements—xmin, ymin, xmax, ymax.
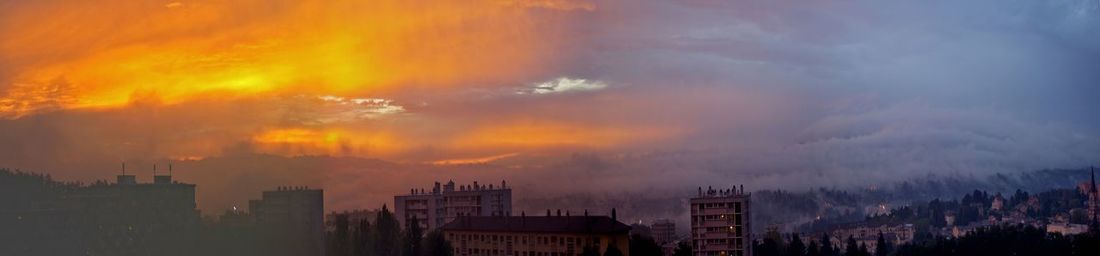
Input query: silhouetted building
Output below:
<box><xmin>441</xmin><ymin>212</ymin><xmax>631</xmax><ymax>256</ymax></box>
<box><xmin>651</xmin><ymin>219</ymin><xmax>677</xmax><ymax>245</ymax></box>
<box><xmin>0</xmin><ymin>166</ymin><xmax>200</xmax><ymax>256</ymax></box>
<box><xmin>250</xmin><ymin>186</ymin><xmax>324</xmax><ymax>256</ymax></box>
<box><xmin>395</xmin><ymin>180</ymin><xmax>512</xmax><ymax>231</ymax></box>
<box><xmin>691</xmin><ymin>185</ymin><xmax>751</xmax><ymax>256</ymax></box>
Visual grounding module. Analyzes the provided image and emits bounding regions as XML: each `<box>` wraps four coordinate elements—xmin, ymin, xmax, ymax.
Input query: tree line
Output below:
<box><xmin>326</xmin><ymin>205</ymin><xmax>453</xmax><ymax>256</ymax></box>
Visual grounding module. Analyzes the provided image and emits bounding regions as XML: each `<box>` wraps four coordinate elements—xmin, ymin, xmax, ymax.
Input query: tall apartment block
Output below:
<box><xmin>395</xmin><ymin>180</ymin><xmax>512</xmax><ymax>231</ymax></box>
<box><xmin>250</xmin><ymin>186</ymin><xmax>324</xmax><ymax>256</ymax></box>
<box><xmin>690</xmin><ymin>185</ymin><xmax>751</xmax><ymax>256</ymax></box>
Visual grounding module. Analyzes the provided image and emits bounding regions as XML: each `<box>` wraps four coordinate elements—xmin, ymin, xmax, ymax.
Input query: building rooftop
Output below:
<box><xmin>441</xmin><ymin>216</ymin><xmax>631</xmax><ymax>234</ymax></box>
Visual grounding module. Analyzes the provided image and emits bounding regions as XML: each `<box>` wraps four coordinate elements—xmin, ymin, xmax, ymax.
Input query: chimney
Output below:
<box><xmin>740</xmin><ymin>184</ymin><xmax>745</xmax><ymax>195</ymax></box>
<box><xmin>566</xmin><ymin>210</ymin><xmax>570</xmax><ymax>216</ymax></box>
<box><xmin>547</xmin><ymin>209</ymin><xmax>551</xmax><ymax>217</ymax></box>
<box><xmin>611</xmin><ymin>208</ymin><xmax>617</xmax><ymax>221</ymax></box>
<box><xmin>557</xmin><ymin>209</ymin><xmax>562</xmax><ymax>217</ymax></box>
<box><xmin>584</xmin><ymin>210</ymin><xmax>589</xmax><ymax>217</ymax></box>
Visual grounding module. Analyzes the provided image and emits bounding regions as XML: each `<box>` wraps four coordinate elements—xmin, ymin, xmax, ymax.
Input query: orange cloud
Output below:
<box><xmin>251</xmin><ymin>128</ymin><xmax>405</xmax><ymax>157</ymax></box>
<box><xmin>447</xmin><ymin>120</ymin><xmax>680</xmax><ymax>151</ymax></box>
<box><xmin>1</xmin><ymin>0</ymin><xmax>572</xmax><ymax>118</ymax></box>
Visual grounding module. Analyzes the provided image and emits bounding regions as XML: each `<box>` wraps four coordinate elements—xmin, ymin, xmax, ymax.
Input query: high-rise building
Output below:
<box><xmin>651</xmin><ymin>219</ymin><xmax>677</xmax><ymax>245</ymax></box>
<box><xmin>441</xmin><ymin>212</ymin><xmax>631</xmax><ymax>256</ymax></box>
<box><xmin>395</xmin><ymin>180</ymin><xmax>512</xmax><ymax>231</ymax></box>
<box><xmin>690</xmin><ymin>185</ymin><xmax>751</xmax><ymax>256</ymax></box>
<box><xmin>250</xmin><ymin>186</ymin><xmax>324</xmax><ymax>256</ymax></box>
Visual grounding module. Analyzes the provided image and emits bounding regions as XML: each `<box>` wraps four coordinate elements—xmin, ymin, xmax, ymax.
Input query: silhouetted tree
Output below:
<box><xmin>807</xmin><ymin>240</ymin><xmax>821</xmax><ymax>256</ymax></box>
<box><xmin>629</xmin><ymin>234</ymin><xmax>663</xmax><ymax>256</ymax></box>
<box><xmin>354</xmin><ymin>218</ymin><xmax>372</xmax><ymax>256</ymax></box>
<box><xmin>786</xmin><ymin>234</ymin><xmax>806</xmax><ymax>256</ymax></box>
<box><xmin>754</xmin><ymin>238</ymin><xmax>781</xmax><ymax>256</ymax></box>
<box><xmin>874</xmin><ymin>232</ymin><xmax>889</xmax><ymax>256</ymax></box>
<box><xmin>671</xmin><ymin>241</ymin><xmax>692</xmax><ymax>256</ymax></box>
<box><xmin>844</xmin><ymin>236</ymin><xmax>859</xmax><ymax>256</ymax></box>
<box><xmin>328</xmin><ymin>213</ymin><xmax>352</xmax><ymax>256</ymax></box>
<box><xmin>581</xmin><ymin>245</ymin><xmax>601</xmax><ymax>256</ymax></box>
<box><xmin>603</xmin><ymin>243</ymin><xmax>624</xmax><ymax>256</ymax></box>
<box><xmin>819</xmin><ymin>233</ymin><xmax>836</xmax><ymax>256</ymax></box>
<box><xmin>402</xmin><ymin>218</ymin><xmax>422</xmax><ymax>256</ymax></box>
<box><xmin>421</xmin><ymin>230</ymin><xmax>453</xmax><ymax>256</ymax></box>
<box><xmin>374</xmin><ymin>205</ymin><xmax>402</xmax><ymax>256</ymax></box>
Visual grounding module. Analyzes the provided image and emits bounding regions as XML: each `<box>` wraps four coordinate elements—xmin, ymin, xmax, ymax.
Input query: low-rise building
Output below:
<box><xmin>441</xmin><ymin>213</ymin><xmax>631</xmax><ymax>256</ymax></box>
<box><xmin>1046</xmin><ymin>222</ymin><xmax>1089</xmax><ymax>236</ymax></box>
<box><xmin>828</xmin><ymin>224</ymin><xmax>915</xmax><ymax>253</ymax></box>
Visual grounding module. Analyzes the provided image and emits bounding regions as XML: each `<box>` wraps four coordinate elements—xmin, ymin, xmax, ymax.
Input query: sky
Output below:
<box><xmin>2</xmin><ymin>0</ymin><xmax>1100</xmax><ymax>219</ymax></box>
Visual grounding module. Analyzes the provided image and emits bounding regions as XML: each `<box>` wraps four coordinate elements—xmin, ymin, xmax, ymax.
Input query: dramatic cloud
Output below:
<box><xmin>1</xmin><ymin>0</ymin><xmax>1098</xmax><ymax>224</ymax></box>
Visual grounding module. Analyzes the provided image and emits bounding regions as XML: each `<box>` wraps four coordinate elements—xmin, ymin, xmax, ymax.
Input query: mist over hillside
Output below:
<box><xmin>513</xmin><ymin>168</ymin><xmax>1094</xmax><ymax>234</ymax></box>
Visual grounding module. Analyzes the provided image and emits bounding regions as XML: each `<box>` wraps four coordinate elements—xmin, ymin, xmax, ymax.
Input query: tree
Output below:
<box><xmin>671</xmin><ymin>241</ymin><xmax>692</xmax><ymax>256</ymax></box>
<box><xmin>807</xmin><ymin>240</ymin><xmax>821</xmax><ymax>256</ymax></box>
<box><xmin>819</xmin><ymin>233</ymin><xmax>835</xmax><ymax>256</ymax></box>
<box><xmin>354</xmin><ymin>218</ymin><xmax>372</xmax><ymax>256</ymax></box>
<box><xmin>374</xmin><ymin>205</ymin><xmax>402</xmax><ymax>256</ymax></box>
<box><xmin>754</xmin><ymin>238</ymin><xmax>781</xmax><ymax>256</ymax></box>
<box><xmin>786</xmin><ymin>233</ymin><xmax>806</xmax><ymax>256</ymax></box>
<box><xmin>421</xmin><ymin>230</ymin><xmax>453</xmax><ymax>256</ymax></box>
<box><xmin>874</xmin><ymin>232</ymin><xmax>890</xmax><ymax>256</ymax></box>
<box><xmin>844</xmin><ymin>236</ymin><xmax>858</xmax><ymax>256</ymax></box>
<box><xmin>581</xmin><ymin>245</ymin><xmax>601</xmax><ymax>256</ymax></box>
<box><xmin>603</xmin><ymin>243</ymin><xmax>624</xmax><ymax>256</ymax></box>
<box><xmin>628</xmin><ymin>234</ymin><xmax>662</xmax><ymax>256</ymax></box>
<box><xmin>402</xmin><ymin>218</ymin><xmax>423</xmax><ymax>256</ymax></box>
<box><xmin>929</xmin><ymin>199</ymin><xmax>946</xmax><ymax>228</ymax></box>
<box><xmin>328</xmin><ymin>213</ymin><xmax>352</xmax><ymax>256</ymax></box>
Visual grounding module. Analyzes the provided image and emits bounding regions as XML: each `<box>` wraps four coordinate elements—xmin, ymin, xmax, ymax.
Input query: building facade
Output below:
<box><xmin>651</xmin><ymin>219</ymin><xmax>677</xmax><ymax>245</ymax></box>
<box><xmin>395</xmin><ymin>180</ymin><xmax>512</xmax><ymax>231</ymax></box>
<box><xmin>441</xmin><ymin>214</ymin><xmax>631</xmax><ymax>256</ymax></box>
<box><xmin>690</xmin><ymin>186</ymin><xmax>751</xmax><ymax>256</ymax></box>
<box><xmin>250</xmin><ymin>186</ymin><xmax>325</xmax><ymax>256</ymax></box>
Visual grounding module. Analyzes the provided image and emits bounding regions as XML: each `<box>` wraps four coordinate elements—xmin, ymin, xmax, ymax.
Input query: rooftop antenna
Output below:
<box><xmin>169</xmin><ymin>163</ymin><xmax>173</xmax><ymax>176</ymax></box>
<box><xmin>121</xmin><ymin>162</ymin><xmax>126</xmax><ymax>175</ymax></box>
<box><xmin>153</xmin><ymin>164</ymin><xmax>157</xmax><ymax>176</ymax></box>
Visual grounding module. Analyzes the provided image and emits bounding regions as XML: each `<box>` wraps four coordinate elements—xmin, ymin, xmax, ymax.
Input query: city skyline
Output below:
<box><xmin>2</xmin><ymin>0</ymin><xmax>1098</xmax><ymax>221</ymax></box>
<box><xmin>3</xmin><ymin>1</ymin><xmax>1100</xmax><ymax>255</ymax></box>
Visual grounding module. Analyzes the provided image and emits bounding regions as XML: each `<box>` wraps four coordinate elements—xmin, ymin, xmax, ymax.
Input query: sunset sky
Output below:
<box><xmin>2</xmin><ymin>0</ymin><xmax>1099</xmax><ymax>218</ymax></box>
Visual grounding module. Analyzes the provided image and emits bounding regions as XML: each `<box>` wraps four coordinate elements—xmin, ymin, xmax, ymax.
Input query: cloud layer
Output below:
<box><xmin>1</xmin><ymin>0</ymin><xmax>1098</xmax><ymax>219</ymax></box>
